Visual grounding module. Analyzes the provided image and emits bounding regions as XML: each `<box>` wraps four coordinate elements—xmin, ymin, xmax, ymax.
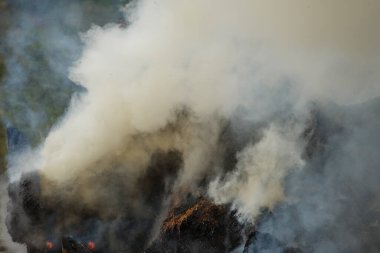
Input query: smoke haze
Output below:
<box><xmin>2</xmin><ymin>0</ymin><xmax>380</xmax><ymax>252</ymax></box>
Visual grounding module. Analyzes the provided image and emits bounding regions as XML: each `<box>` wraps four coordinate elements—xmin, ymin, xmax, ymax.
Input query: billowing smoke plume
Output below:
<box><xmin>3</xmin><ymin>0</ymin><xmax>380</xmax><ymax>252</ymax></box>
<box><xmin>208</xmin><ymin>122</ymin><xmax>305</xmax><ymax>220</ymax></box>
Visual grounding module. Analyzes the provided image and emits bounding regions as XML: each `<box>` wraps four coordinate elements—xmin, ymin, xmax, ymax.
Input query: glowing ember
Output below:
<box><xmin>87</xmin><ymin>241</ymin><xmax>96</xmax><ymax>251</ymax></box>
<box><xmin>46</xmin><ymin>241</ymin><xmax>54</xmax><ymax>249</ymax></box>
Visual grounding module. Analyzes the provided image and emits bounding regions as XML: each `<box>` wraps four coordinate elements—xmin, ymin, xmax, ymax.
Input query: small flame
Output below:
<box><xmin>46</xmin><ymin>241</ymin><xmax>54</xmax><ymax>249</ymax></box>
<box><xmin>87</xmin><ymin>241</ymin><xmax>96</xmax><ymax>251</ymax></box>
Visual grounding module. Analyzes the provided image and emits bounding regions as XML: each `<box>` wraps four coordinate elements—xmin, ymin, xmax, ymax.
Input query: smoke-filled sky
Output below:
<box><xmin>243</xmin><ymin>0</ymin><xmax>380</xmax><ymax>101</ymax></box>
<box><xmin>242</xmin><ymin>0</ymin><xmax>380</xmax><ymax>52</ymax></box>
<box><xmin>2</xmin><ymin>0</ymin><xmax>380</xmax><ymax>252</ymax></box>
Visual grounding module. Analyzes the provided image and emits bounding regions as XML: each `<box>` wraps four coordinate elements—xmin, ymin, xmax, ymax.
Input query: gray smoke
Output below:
<box><xmin>252</xmin><ymin>99</ymin><xmax>380</xmax><ymax>252</ymax></box>
<box><xmin>0</xmin><ymin>177</ymin><xmax>26</xmax><ymax>253</ymax></box>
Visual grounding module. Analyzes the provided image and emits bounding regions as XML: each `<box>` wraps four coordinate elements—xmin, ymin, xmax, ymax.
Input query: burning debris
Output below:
<box><xmin>155</xmin><ymin>198</ymin><xmax>242</xmax><ymax>252</ymax></box>
<box><xmin>6</xmin><ymin>149</ymin><xmax>183</xmax><ymax>252</ymax></box>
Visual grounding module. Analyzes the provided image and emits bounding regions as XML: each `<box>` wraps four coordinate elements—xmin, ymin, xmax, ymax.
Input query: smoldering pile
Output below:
<box><xmin>3</xmin><ymin>0</ymin><xmax>380</xmax><ymax>252</ymax></box>
<box><xmin>8</xmin><ymin>98</ymin><xmax>380</xmax><ymax>253</ymax></box>
<box><xmin>7</xmin><ymin>109</ymin><xmax>300</xmax><ymax>252</ymax></box>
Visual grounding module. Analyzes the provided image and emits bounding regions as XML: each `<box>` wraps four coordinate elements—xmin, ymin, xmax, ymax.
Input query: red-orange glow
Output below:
<box><xmin>87</xmin><ymin>241</ymin><xmax>96</xmax><ymax>251</ymax></box>
<box><xmin>46</xmin><ymin>241</ymin><xmax>54</xmax><ymax>249</ymax></box>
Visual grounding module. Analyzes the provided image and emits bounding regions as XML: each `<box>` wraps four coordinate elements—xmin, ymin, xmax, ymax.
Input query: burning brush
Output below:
<box><xmin>31</xmin><ymin>237</ymin><xmax>96</xmax><ymax>253</ymax></box>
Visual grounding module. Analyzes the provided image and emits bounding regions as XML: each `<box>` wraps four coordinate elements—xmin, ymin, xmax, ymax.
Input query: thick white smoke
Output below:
<box><xmin>8</xmin><ymin>0</ymin><xmax>380</xmax><ymax>227</ymax></box>
<box><xmin>33</xmin><ymin>0</ymin><xmax>289</xmax><ymax>185</ymax></box>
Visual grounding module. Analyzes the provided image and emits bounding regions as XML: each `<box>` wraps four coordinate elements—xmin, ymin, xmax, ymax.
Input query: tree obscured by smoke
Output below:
<box><xmin>0</xmin><ymin>0</ymin><xmax>130</xmax><ymax>145</ymax></box>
